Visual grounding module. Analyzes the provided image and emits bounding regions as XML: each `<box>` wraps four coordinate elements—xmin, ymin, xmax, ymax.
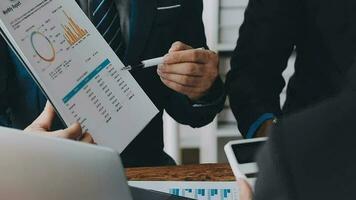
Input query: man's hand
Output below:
<box><xmin>25</xmin><ymin>102</ymin><xmax>95</xmax><ymax>144</ymax></box>
<box><xmin>237</xmin><ymin>179</ymin><xmax>253</xmax><ymax>200</ymax></box>
<box><xmin>157</xmin><ymin>41</ymin><xmax>219</xmax><ymax>101</ymax></box>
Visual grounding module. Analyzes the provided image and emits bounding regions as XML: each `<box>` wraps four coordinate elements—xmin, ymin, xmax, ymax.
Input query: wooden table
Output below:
<box><xmin>126</xmin><ymin>164</ymin><xmax>236</xmax><ymax>182</ymax></box>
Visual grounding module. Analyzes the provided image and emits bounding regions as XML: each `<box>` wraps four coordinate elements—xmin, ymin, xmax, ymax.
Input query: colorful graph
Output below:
<box><xmin>129</xmin><ymin>181</ymin><xmax>238</xmax><ymax>200</ymax></box>
<box><xmin>30</xmin><ymin>31</ymin><xmax>56</xmax><ymax>62</ymax></box>
<box><xmin>169</xmin><ymin>188</ymin><xmax>234</xmax><ymax>200</ymax></box>
<box><xmin>62</xmin><ymin>11</ymin><xmax>88</xmax><ymax>45</ymax></box>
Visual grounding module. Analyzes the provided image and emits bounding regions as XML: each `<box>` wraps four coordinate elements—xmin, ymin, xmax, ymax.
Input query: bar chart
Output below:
<box><xmin>129</xmin><ymin>181</ymin><xmax>238</xmax><ymax>200</ymax></box>
<box><xmin>62</xmin><ymin>10</ymin><xmax>88</xmax><ymax>46</ymax></box>
<box><xmin>169</xmin><ymin>188</ymin><xmax>233</xmax><ymax>200</ymax></box>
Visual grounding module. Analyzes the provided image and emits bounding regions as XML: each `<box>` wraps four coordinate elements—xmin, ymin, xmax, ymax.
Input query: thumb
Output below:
<box><xmin>26</xmin><ymin>101</ymin><xmax>56</xmax><ymax>131</ymax></box>
<box><xmin>237</xmin><ymin>179</ymin><xmax>253</xmax><ymax>200</ymax></box>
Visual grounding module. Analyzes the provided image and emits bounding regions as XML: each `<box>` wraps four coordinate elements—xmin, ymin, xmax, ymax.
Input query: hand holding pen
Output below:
<box><xmin>121</xmin><ymin>42</ymin><xmax>219</xmax><ymax>101</ymax></box>
<box><xmin>121</xmin><ymin>57</ymin><xmax>166</xmax><ymax>71</ymax></box>
<box><xmin>157</xmin><ymin>42</ymin><xmax>219</xmax><ymax>101</ymax></box>
<box><xmin>122</xmin><ymin>47</ymin><xmax>205</xmax><ymax>71</ymax></box>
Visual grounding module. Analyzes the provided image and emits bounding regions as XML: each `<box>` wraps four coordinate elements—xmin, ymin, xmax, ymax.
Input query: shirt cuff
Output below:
<box><xmin>246</xmin><ymin>113</ymin><xmax>275</xmax><ymax>139</ymax></box>
<box><xmin>192</xmin><ymin>78</ymin><xmax>226</xmax><ymax>108</ymax></box>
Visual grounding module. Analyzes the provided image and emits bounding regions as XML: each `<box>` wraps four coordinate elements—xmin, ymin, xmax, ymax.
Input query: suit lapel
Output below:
<box><xmin>124</xmin><ymin>0</ymin><xmax>157</xmax><ymax>64</ymax></box>
<box><xmin>77</xmin><ymin>0</ymin><xmax>90</xmax><ymax>16</ymax></box>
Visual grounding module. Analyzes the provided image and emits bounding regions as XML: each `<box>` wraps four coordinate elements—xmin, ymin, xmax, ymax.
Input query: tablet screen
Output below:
<box><xmin>232</xmin><ymin>141</ymin><xmax>265</xmax><ymax>164</ymax></box>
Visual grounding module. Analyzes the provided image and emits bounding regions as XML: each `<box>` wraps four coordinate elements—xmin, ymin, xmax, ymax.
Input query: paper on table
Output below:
<box><xmin>0</xmin><ymin>0</ymin><xmax>158</xmax><ymax>152</ymax></box>
<box><xmin>129</xmin><ymin>181</ymin><xmax>239</xmax><ymax>200</ymax></box>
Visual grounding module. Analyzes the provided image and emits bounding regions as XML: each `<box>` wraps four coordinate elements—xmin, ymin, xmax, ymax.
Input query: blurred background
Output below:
<box><xmin>163</xmin><ymin>0</ymin><xmax>295</xmax><ymax>165</ymax></box>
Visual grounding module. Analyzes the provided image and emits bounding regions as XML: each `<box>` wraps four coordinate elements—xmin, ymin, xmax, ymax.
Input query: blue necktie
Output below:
<box><xmin>92</xmin><ymin>0</ymin><xmax>126</xmax><ymax>59</ymax></box>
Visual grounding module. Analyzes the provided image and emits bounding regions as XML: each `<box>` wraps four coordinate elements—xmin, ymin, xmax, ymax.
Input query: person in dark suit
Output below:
<box><xmin>0</xmin><ymin>0</ymin><xmax>225</xmax><ymax>167</ymax></box>
<box><xmin>226</xmin><ymin>0</ymin><xmax>356</xmax><ymax>138</ymax></box>
<box><xmin>237</xmin><ymin>65</ymin><xmax>356</xmax><ymax>200</ymax></box>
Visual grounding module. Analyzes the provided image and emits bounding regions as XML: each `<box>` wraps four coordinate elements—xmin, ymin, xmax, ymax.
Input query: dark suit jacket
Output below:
<box><xmin>226</xmin><ymin>0</ymin><xmax>356</xmax><ymax>136</ymax></box>
<box><xmin>254</xmin><ymin>65</ymin><xmax>356</xmax><ymax>200</ymax></box>
<box><xmin>0</xmin><ymin>0</ymin><xmax>224</xmax><ymax>167</ymax></box>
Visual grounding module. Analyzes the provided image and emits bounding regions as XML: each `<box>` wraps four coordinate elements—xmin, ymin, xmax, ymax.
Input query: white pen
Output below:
<box><xmin>121</xmin><ymin>57</ymin><xmax>164</xmax><ymax>71</ymax></box>
<box><xmin>121</xmin><ymin>47</ymin><xmax>205</xmax><ymax>71</ymax></box>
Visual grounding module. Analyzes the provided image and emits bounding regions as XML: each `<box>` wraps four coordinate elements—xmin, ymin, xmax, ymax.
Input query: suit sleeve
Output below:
<box><xmin>226</xmin><ymin>0</ymin><xmax>300</xmax><ymax>136</ymax></box>
<box><xmin>0</xmin><ymin>67</ymin><xmax>10</xmax><ymax>126</ymax></box>
<box><xmin>164</xmin><ymin>0</ymin><xmax>225</xmax><ymax>127</ymax></box>
<box><xmin>0</xmin><ymin>39</ymin><xmax>13</xmax><ymax>127</ymax></box>
<box><xmin>254</xmin><ymin>121</ymin><xmax>295</xmax><ymax>200</ymax></box>
<box><xmin>254</xmin><ymin>87</ymin><xmax>356</xmax><ymax>199</ymax></box>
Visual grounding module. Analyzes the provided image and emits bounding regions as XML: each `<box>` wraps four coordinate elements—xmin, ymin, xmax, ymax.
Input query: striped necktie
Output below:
<box><xmin>91</xmin><ymin>0</ymin><xmax>126</xmax><ymax>60</ymax></box>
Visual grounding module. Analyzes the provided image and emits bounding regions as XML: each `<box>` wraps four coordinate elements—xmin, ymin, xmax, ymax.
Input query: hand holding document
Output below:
<box><xmin>24</xmin><ymin>101</ymin><xmax>95</xmax><ymax>144</ymax></box>
<box><xmin>0</xmin><ymin>0</ymin><xmax>158</xmax><ymax>152</ymax></box>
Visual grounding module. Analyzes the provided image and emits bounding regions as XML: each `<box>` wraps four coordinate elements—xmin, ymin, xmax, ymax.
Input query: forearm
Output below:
<box><xmin>227</xmin><ymin>0</ymin><xmax>300</xmax><ymax>136</ymax></box>
<box><xmin>162</xmin><ymin>0</ymin><xmax>225</xmax><ymax>127</ymax></box>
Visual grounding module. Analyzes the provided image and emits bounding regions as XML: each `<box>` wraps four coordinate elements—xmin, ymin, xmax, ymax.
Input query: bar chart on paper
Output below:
<box><xmin>170</xmin><ymin>188</ymin><xmax>234</xmax><ymax>200</ymax></box>
<box><xmin>129</xmin><ymin>181</ymin><xmax>239</xmax><ymax>200</ymax></box>
<box><xmin>62</xmin><ymin>10</ymin><xmax>88</xmax><ymax>46</ymax></box>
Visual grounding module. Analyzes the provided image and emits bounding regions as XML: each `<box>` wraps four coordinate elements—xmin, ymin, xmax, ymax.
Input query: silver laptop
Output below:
<box><xmin>0</xmin><ymin>126</ymin><xmax>191</xmax><ymax>200</ymax></box>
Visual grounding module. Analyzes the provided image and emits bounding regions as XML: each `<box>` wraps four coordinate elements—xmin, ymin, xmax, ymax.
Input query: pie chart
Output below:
<box><xmin>30</xmin><ymin>31</ymin><xmax>56</xmax><ymax>62</ymax></box>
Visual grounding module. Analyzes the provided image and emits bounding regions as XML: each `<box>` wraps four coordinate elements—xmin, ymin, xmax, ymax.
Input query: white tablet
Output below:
<box><xmin>224</xmin><ymin>138</ymin><xmax>267</xmax><ymax>182</ymax></box>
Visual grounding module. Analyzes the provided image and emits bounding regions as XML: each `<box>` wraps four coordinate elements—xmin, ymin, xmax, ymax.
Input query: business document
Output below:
<box><xmin>0</xmin><ymin>0</ymin><xmax>158</xmax><ymax>152</ymax></box>
<box><xmin>129</xmin><ymin>181</ymin><xmax>239</xmax><ymax>200</ymax></box>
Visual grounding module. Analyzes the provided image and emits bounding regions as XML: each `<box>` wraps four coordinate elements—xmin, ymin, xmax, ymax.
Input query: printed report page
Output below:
<box><xmin>0</xmin><ymin>0</ymin><xmax>158</xmax><ymax>152</ymax></box>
